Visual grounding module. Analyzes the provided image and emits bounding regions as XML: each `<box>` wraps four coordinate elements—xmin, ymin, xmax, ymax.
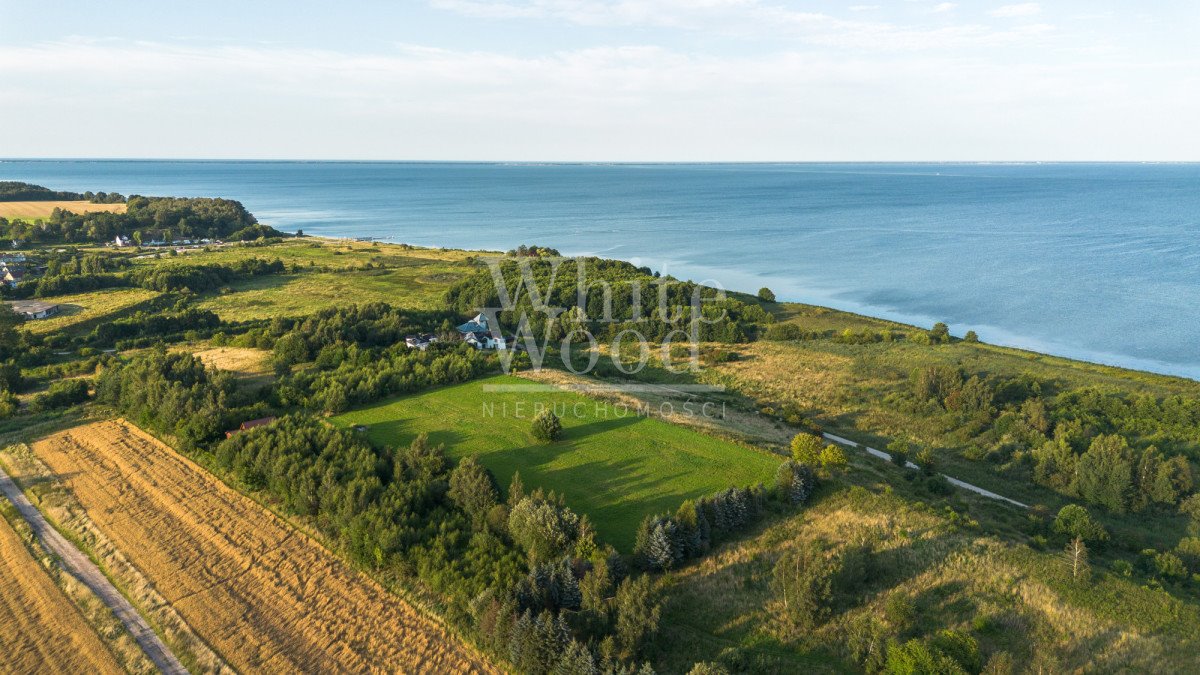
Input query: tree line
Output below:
<box><xmin>0</xmin><ymin>181</ymin><xmax>87</xmax><ymax>201</ymax></box>
<box><xmin>276</xmin><ymin>341</ymin><xmax>497</xmax><ymax>413</ymax></box>
<box><xmin>3</xmin><ymin>257</ymin><xmax>287</xmax><ymax>299</ymax></box>
<box><xmin>445</xmin><ymin>256</ymin><xmax>773</xmax><ymax>344</ymax></box>
<box><xmin>0</xmin><ymin>194</ymin><xmax>284</xmax><ymax>244</ymax></box>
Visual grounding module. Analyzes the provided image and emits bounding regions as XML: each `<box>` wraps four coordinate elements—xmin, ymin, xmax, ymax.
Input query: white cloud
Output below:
<box><xmin>848</xmin><ymin>5</ymin><xmax>879</xmax><ymax>11</ymax></box>
<box><xmin>430</xmin><ymin>0</ymin><xmax>1055</xmax><ymax>51</ymax></box>
<box><xmin>1</xmin><ymin>37</ymin><xmax>1196</xmax><ymax>160</ymax></box>
<box><xmin>990</xmin><ymin>3</ymin><xmax>1041</xmax><ymax>18</ymax></box>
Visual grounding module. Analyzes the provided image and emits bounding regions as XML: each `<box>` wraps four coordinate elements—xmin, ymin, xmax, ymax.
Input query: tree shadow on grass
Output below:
<box><xmin>561</xmin><ymin>414</ymin><xmax>641</xmax><ymax>442</ymax></box>
<box><xmin>909</xmin><ymin>580</ymin><xmax>975</xmax><ymax>638</ymax></box>
<box><xmin>359</xmin><ymin>417</ymin><xmax>468</xmax><ymax>454</ymax></box>
<box><xmin>482</xmin><ymin>443</ymin><xmax>709</xmax><ymax>550</ymax></box>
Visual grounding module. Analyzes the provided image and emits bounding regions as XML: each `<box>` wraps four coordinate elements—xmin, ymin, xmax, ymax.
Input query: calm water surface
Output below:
<box><xmin>4</xmin><ymin>160</ymin><xmax>1197</xmax><ymax>379</ymax></box>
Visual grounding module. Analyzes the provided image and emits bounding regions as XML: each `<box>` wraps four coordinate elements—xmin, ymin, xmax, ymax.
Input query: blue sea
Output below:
<box><xmin>4</xmin><ymin>160</ymin><xmax>1198</xmax><ymax>380</ymax></box>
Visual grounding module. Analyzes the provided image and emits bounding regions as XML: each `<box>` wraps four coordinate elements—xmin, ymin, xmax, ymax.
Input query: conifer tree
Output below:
<box><xmin>552</xmin><ymin>640</ymin><xmax>599</xmax><ymax>675</ymax></box>
<box><xmin>775</xmin><ymin>460</ymin><xmax>817</xmax><ymax>505</ymax></box>
<box><xmin>1075</xmin><ymin>434</ymin><xmax>1134</xmax><ymax>513</ymax></box>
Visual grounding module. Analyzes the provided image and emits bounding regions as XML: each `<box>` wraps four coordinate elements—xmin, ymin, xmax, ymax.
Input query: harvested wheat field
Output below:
<box><xmin>31</xmin><ymin>420</ymin><xmax>495</xmax><ymax>674</ymax></box>
<box><xmin>0</xmin><ymin>200</ymin><xmax>126</xmax><ymax>220</ymax></box>
<box><xmin>0</xmin><ymin>512</ymin><xmax>122</xmax><ymax>675</ymax></box>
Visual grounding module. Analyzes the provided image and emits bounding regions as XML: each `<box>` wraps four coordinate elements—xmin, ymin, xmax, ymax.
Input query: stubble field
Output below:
<box><xmin>0</xmin><ymin>201</ymin><xmax>126</xmax><ymax>220</ymax></box>
<box><xmin>30</xmin><ymin>419</ymin><xmax>495</xmax><ymax>674</ymax></box>
<box><xmin>0</xmin><ymin>508</ymin><xmax>122</xmax><ymax>675</ymax></box>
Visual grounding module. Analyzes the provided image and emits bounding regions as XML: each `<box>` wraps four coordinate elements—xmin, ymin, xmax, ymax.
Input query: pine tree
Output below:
<box><xmin>532</xmin><ymin>409</ymin><xmax>563</xmax><ymax>442</ymax></box>
<box><xmin>776</xmin><ymin>460</ymin><xmax>816</xmax><ymax>505</ymax></box>
<box><xmin>645</xmin><ymin>520</ymin><xmax>678</xmax><ymax>571</ymax></box>
<box><xmin>551</xmin><ymin>557</ymin><xmax>582</xmax><ymax>611</ymax></box>
<box><xmin>632</xmin><ymin>516</ymin><xmax>656</xmax><ymax>569</ymax></box>
<box><xmin>706</xmin><ymin>493</ymin><xmax>729</xmax><ymax>533</ymax></box>
<box><xmin>721</xmin><ymin>489</ymin><xmax>738</xmax><ymax>528</ymax></box>
<box><xmin>580</xmin><ymin>560</ymin><xmax>613</xmax><ymax>614</ymax></box>
<box><xmin>551</xmin><ymin>640</ymin><xmax>599</xmax><ymax>675</ymax></box>
<box><xmin>510</xmin><ymin>610</ymin><xmax>539</xmax><ymax>672</ymax></box>
<box><xmin>448</xmin><ymin>455</ymin><xmax>499</xmax><ymax>529</ymax></box>
<box><xmin>674</xmin><ymin>500</ymin><xmax>704</xmax><ymax>557</ymax></box>
<box><xmin>1075</xmin><ymin>434</ymin><xmax>1133</xmax><ymax>513</ymax></box>
<box><xmin>513</xmin><ymin>609</ymin><xmax>571</xmax><ymax>675</ymax></box>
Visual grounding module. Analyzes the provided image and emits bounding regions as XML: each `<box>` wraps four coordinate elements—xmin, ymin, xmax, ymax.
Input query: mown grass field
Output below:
<box><xmin>0</xmin><ymin>201</ymin><xmax>125</xmax><ymax>221</ymax></box>
<box><xmin>188</xmin><ymin>346</ymin><xmax>274</xmax><ymax>388</ymax></box>
<box><xmin>332</xmin><ymin>374</ymin><xmax>782</xmax><ymax>550</ymax></box>
<box><xmin>17</xmin><ymin>287</ymin><xmax>159</xmax><ymax>336</ymax></box>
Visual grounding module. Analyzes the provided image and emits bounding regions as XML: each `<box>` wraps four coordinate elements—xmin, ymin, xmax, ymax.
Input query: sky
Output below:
<box><xmin>1</xmin><ymin>0</ymin><xmax>1197</xmax><ymax>161</ymax></box>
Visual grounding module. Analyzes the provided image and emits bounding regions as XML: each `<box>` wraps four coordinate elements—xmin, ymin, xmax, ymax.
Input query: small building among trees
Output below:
<box><xmin>224</xmin><ymin>416</ymin><xmax>277</xmax><ymax>439</ymax></box>
<box><xmin>7</xmin><ymin>300</ymin><xmax>60</xmax><ymax>320</ymax></box>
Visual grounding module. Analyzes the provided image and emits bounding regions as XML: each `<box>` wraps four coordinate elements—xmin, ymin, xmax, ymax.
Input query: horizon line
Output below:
<box><xmin>4</xmin><ymin>158</ymin><xmax>1200</xmax><ymax>165</ymax></box>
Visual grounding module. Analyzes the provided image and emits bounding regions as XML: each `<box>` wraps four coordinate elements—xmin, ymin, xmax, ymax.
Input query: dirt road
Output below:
<box><xmin>0</xmin><ymin>465</ymin><xmax>188</xmax><ymax>674</ymax></box>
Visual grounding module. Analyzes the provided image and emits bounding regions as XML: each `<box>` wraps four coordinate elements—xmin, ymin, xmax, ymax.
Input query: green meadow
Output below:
<box><xmin>195</xmin><ymin>267</ymin><xmax>459</xmax><ymax>320</ymax></box>
<box><xmin>332</xmin><ymin>374</ymin><xmax>781</xmax><ymax>550</ymax></box>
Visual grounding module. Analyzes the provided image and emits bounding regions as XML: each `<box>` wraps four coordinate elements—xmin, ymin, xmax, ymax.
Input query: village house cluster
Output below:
<box><xmin>1</xmin><ymin>252</ymin><xmax>36</xmax><ymax>289</ymax></box>
<box><xmin>404</xmin><ymin>312</ymin><xmax>509</xmax><ymax>351</ymax></box>
<box><xmin>112</xmin><ymin>234</ymin><xmax>220</xmax><ymax>248</ymax></box>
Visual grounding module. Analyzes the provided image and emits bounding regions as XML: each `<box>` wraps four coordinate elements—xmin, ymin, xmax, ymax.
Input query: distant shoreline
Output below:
<box><xmin>6</xmin><ymin>158</ymin><xmax>1200</xmax><ymax>164</ymax></box>
<box><xmin>308</xmin><ymin>234</ymin><xmax>1200</xmax><ymax>385</ymax></box>
<box><xmin>8</xmin><ymin>160</ymin><xmax>1198</xmax><ymax>381</ymax></box>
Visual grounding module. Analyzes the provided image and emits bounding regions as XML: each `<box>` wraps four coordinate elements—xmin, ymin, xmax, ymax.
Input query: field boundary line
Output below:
<box><xmin>0</xmin><ymin>463</ymin><xmax>189</xmax><ymax>675</ymax></box>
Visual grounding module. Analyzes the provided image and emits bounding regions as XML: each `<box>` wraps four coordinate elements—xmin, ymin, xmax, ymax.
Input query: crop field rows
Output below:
<box><xmin>0</xmin><ymin>507</ymin><xmax>123</xmax><ymax>675</ymax></box>
<box><xmin>31</xmin><ymin>420</ymin><xmax>495</xmax><ymax>674</ymax></box>
<box><xmin>0</xmin><ymin>201</ymin><xmax>126</xmax><ymax>220</ymax></box>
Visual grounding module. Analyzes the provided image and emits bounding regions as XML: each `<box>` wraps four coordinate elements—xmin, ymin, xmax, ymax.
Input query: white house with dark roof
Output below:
<box><xmin>404</xmin><ymin>333</ymin><xmax>439</xmax><ymax>351</ymax></box>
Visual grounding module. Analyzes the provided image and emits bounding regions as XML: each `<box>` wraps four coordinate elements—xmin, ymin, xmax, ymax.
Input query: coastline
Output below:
<box><xmin>311</xmin><ymin>233</ymin><xmax>1200</xmax><ymax>385</ymax></box>
<box><xmin>8</xmin><ymin>160</ymin><xmax>1198</xmax><ymax>383</ymax></box>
